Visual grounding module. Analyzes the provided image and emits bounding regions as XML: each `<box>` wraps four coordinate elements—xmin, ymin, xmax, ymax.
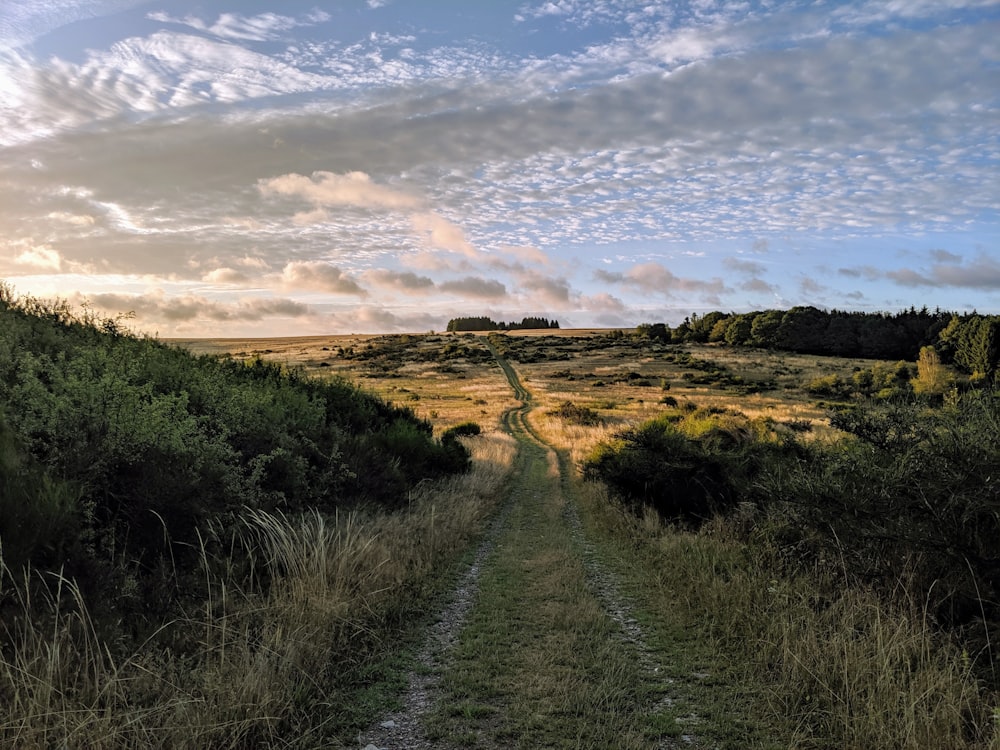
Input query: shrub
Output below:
<box><xmin>443</xmin><ymin>421</ymin><xmax>482</xmax><ymax>440</ymax></box>
<box><xmin>583</xmin><ymin>412</ymin><xmax>792</xmax><ymax>524</ymax></box>
<box><xmin>552</xmin><ymin>401</ymin><xmax>603</xmax><ymax>426</ymax></box>
<box><xmin>760</xmin><ymin>394</ymin><xmax>1000</xmax><ymax>671</ymax></box>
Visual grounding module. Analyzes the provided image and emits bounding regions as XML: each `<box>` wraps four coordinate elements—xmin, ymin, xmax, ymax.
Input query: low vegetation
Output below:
<box><xmin>583</xmin><ymin>394</ymin><xmax>1000</xmax><ymax>747</ymax></box>
<box><xmin>5</xmin><ymin>294</ymin><xmax>999</xmax><ymax>747</ymax></box>
<box><xmin>0</xmin><ymin>285</ymin><xmax>508</xmax><ymax>746</ymax></box>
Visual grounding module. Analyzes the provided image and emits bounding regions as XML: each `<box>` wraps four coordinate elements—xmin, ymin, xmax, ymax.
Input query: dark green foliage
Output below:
<box><xmin>442</xmin><ymin>421</ymin><xmax>482</xmax><ymax>439</ymax></box>
<box><xmin>0</xmin><ymin>289</ymin><xmax>466</xmax><ymax>606</ymax></box>
<box><xmin>940</xmin><ymin>314</ymin><xmax>1000</xmax><ymax>381</ymax></box>
<box><xmin>635</xmin><ymin>322</ymin><xmax>671</xmax><ymax>342</ymax></box>
<box><xmin>585</xmin><ymin>392</ymin><xmax>1000</xmax><ymax>673</ymax></box>
<box><xmin>437</xmin><ymin>422</ymin><xmax>480</xmax><ymax>473</ymax></box>
<box><xmin>583</xmin><ymin>412</ymin><xmax>789</xmax><ymax>524</ymax></box>
<box><xmin>0</xmin><ymin>415</ymin><xmax>85</xmax><ymax>573</ymax></box>
<box><xmin>642</xmin><ymin>306</ymin><xmax>959</xmax><ymax>362</ymax></box>
<box><xmin>552</xmin><ymin>401</ymin><xmax>603</xmax><ymax>426</ymax></box>
<box><xmin>446</xmin><ymin>316</ymin><xmax>559</xmax><ymax>332</ymax></box>
<box><xmin>763</xmin><ymin>395</ymin><xmax>1000</xmax><ymax>654</ymax></box>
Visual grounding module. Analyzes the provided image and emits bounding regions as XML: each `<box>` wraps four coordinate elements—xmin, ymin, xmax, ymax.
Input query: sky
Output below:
<box><xmin>0</xmin><ymin>0</ymin><xmax>998</xmax><ymax>336</ymax></box>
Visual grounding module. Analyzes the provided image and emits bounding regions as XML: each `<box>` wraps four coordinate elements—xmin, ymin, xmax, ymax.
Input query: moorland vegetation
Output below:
<box><xmin>0</xmin><ymin>284</ymin><xmax>500</xmax><ymax>746</ymax></box>
<box><xmin>4</xmin><ymin>287</ymin><xmax>1000</xmax><ymax>747</ymax></box>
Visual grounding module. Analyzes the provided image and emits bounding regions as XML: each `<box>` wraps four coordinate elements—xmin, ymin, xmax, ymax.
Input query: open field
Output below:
<box><xmin>170</xmin><ymin>329</ymin><xmax>876</xmax><ymax>448</ymax></box>
<box><xmin>6</xmin><ymin>314</ymin><xmax>995</xmax><ymax>747</ymax></box>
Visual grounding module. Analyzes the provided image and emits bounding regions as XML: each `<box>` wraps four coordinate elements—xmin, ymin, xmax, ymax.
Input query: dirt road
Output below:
<box><xmin>359</xmin><ymin>345</ymin><xmax>696</xmax><ymax>749</ymax></box>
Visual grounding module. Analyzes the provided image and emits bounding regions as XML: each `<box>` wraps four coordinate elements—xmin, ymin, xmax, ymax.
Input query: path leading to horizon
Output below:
<box><xmin>359</xmin><ymin>345</ymin><xmax>700</xmax><ymax>749</ymax></box>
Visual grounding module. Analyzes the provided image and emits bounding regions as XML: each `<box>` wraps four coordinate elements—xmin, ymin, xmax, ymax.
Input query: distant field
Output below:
<box><xmin>168</xmin><ymin>331</ymin><xmax>884</xmax><ymax>447</ymax></box>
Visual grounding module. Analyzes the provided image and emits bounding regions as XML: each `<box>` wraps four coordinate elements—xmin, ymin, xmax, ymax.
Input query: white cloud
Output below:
<box><xmin>411</xmin><ymin>212</ymin><xmax>478</xmax><ymax>256</ymax></box>
<box><xmin>14</xmin><ymin>243</ymin><xmax>62</xmax><ymax>271</ymax></box>
<box><xmin>439</xmin><ymin>276</ymin><xmax>507</xmax><ymax>298</ymax></box>
<box><xmin>146</xmin><ymin>9</ymin><xmax>330</xmax><ymax>42</ymax></box>
<box><xmin>260</xmin><ymin>171</ymin><xmax>423</xmax><ymax>211</ymax></box>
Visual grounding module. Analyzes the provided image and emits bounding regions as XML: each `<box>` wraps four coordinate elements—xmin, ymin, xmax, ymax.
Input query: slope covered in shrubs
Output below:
<box><xmin>584</xmin><ymin>394</ymin><xmax>1000</xmax><ymax>687</ymax></box>
<box><xmin>0</xmin><ymin>286</ymin><xmax>469</xmax><ymax>611</ymax></box>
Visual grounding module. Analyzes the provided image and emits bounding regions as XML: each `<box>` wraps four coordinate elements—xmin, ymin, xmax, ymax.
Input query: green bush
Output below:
<box><xmin>552</xmin><ymin>400</ymin><xmax>603</xmax><ymax>426</ymax></box>
<box><xmin>583</xmin><ymin>412</ymin><xmax>792</xmax><ymax>524</ymax></box>
<box><xmin>0</xmin><ymin>289</ymin><xmax>468</xmax><ymax>609</ymax></box>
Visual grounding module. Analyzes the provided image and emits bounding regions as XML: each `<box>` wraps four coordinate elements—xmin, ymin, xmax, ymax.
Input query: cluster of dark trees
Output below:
<box><xmin>446</xmin><ymin>315</ymin><xmax>560</xmax><ymax>332</ymax></box>
<box><xmin>638</xmin><ymin>307</ymin><xmax>1000</xmax><ymax>379</ymax></box>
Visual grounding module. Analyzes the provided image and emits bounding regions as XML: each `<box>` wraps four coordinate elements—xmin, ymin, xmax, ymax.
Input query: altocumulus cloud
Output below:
<box><xmin>258</xmin><ymin>171</ymin><xmax>423</xmax><ymax>212</ymax></box>
<box><xmin>438</xmin><ymin>276</ymin><xmax>507</xmax><ymax>299</ymax></box>
<box><xmin>281</xmin><ymin>261</ymin><xmax>366</xmax><ymax>296</ymax></box>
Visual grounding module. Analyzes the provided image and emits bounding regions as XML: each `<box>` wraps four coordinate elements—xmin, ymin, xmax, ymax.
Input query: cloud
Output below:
<box><xmin>281</xmin><ymin>261</ymin><xmax>366</xmax><ymax>295</ymax></box>
<box><xmin>13</xmin><ymin>243</ymin><xmax>62</xmax><ymax>271</ymax></box>
<box><xmin>203</xmin><ymin>267</ymin><xmax>251</xmax><ymax>285</ymax></box>
<box><xmin>365</xmin><ymin>269</ymin><xmax>436</xmax><ymax>293</ymax></box>
<box><xmin>331</xmin><ymin>305</ymin><xmax>444</xmax><ymax>334</ymax></box>
<box><xmin>740</xmin><ymin>278</ymin><xmax>779</xmax><ymax>294</ymax></box>
<box><xmin>146</xmin><ymin>10</ymin><xmax>330</xmax><ymax>42</ymax></box>
<box><xmin>800</xmin><ymin>277</ymin><xmax>827</xmax><ymax>295</ymax></box>
<box><xmin>46</xmin><ymin>211</ymin><xmax>96</xmax><ymax>227</ymax></box>
<box><xmin>838</xmin><ymin>265</ymin><xmax>882</xmax><ymax>281</ymax></box>
<box><xmin>411</xmin><ymin>212</ymin><xmax>478</xmax><ymax>256</ymax></box>
<box><xmin>724</xmin><ymin>257</ymin><xmax>766</xmax><ymax>275</ymax></box>
<box><xmin>439</xmin><ymin>276</ymin><xmax>507</xmax><ymax>298</ymax></box>
<box><xmin>596</xmin><ymin>262</ymin><xmax>729</xmax><ymax>299</ymax></box>
<box><xmin>518</xmin><ymin>270</ymin><xmax>572</xmax><ymax>307</ymax></box>
<box><xmin>1</xmin><ymin>0</ymin><xmax>997</xmax><ymax>329</ymax></box>
<box><xmin>259</xmin><ymin>171</ymin><xmax>422</xmax><ymax>211</ymax></box>
<box><xmin>82</xmin><ymin>290</ymin><xmax>313</xmax><ymax>322</ymax></box>
<box><xmin>580</xmin><ymin>292</ymin><xmax>626</xmax><ymax>312</ymax></box>
<box><xmin>885</xmin><ymin>254</ymin><xmax>1000</xmax><ymax>290</ymax></box>
<box><xmin>498</xmin><ymin>244</ymin><xmax>550</xmax><ymax>266</ymax></box>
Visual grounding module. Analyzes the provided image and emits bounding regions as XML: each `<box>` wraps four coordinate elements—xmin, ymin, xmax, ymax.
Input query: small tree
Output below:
<box><xmin>913</xmin><ymin>346</ymin><xmax>954</xmax><ymax>399</ymax></box>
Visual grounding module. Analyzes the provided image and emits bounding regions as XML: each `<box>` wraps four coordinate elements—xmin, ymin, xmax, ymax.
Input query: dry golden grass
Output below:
<box><xmin>172</xmin><ymin>333</ymin><xmax>864</xmax><ymax>446</ymax></box>
<box><xmin>0</xmin><ymin>433</ymin><xmax>517</xmax><ymax>748</ymax></box>
<box><xmin>171</xmin><ymin>333</ymin><xmax>516</xmax><ymax>435</ymax></box>
<box><xmin>162</xmin><ymin>330</ymin><xmax>1000</xmax><ymax>747</ymax></box>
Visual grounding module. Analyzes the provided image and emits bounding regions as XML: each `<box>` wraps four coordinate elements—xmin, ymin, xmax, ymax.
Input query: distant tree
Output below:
<box><xmin>825</xmin><ymin>313</ymin><xmax>860</xmax><ymax>357</ymax></box>
<box><xmin>938</xmin><ymin>314</ymin><xmax>1000</xmax><ymax>382</ymax></box>
<box><xmin>671</xmin><ymin>317</ymin><xmax>693</xmax><ymax>343</ymax></box>
<box><xmin>707</xmin><ymin>316</ymin><xmax>731</xmax><ymax>343</ymax></box>
<box><xmin>776</xmin><ymin>306</ymin><xmax>828</xmax><ymax>353</ymax></box>
<box><xmin>689</xmin><ymin>311</ymin><xmax>728</xmax><ymax>343</ymax></box>
<box><xmin>750</xmin><ymin>310</ymin><xmax>783</xmax><ymax>348</ymax></box>
<box><xmin>724</xmin><ymin>314</ymin><xmax>755</xmax><ymax>346</ymax></box>
<box><xmin>649</xmin><ymin>323</ymin><xmax>670</xmax><ymax>342</ymax></box>
<box><xmin>913</xmin><ymin>346</ymin><xmax>954</xmax><ymax>400</ymax></box>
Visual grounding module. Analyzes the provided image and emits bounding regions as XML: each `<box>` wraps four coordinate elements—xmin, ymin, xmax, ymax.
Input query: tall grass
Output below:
<box><xmin>0</xmin><ymin>432</ymin><xmax>516</xmax><ymax>748</ymax></box>
<box><xmin>584</xmin><ymin>496</ymin><xmax>999</xmax><ymax>749</ymax></box>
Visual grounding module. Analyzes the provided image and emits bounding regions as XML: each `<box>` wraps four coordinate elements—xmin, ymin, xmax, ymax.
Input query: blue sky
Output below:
<box><xmin>0</xmin><ymin>0</ymin><xmax>997</xmax><ymax>335</ymax></box>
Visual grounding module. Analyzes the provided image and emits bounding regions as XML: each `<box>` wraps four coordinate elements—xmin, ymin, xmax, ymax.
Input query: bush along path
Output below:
<box><xmin>361</xmin><ymin>342</ymin><xmax>734</xmax><ymax>749</ymax></box>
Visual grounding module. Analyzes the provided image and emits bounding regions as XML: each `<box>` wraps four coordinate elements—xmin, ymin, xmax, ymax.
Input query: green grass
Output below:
<box><xmin>424</xmin><ymin>437</ymin><xmax>654</xmax><ymax>748</ymax></box>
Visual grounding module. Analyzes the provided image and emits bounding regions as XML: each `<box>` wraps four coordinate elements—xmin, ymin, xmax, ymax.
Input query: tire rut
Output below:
<box><xmin>485</xmin><ymin>339</ymin><xmax>703</xmax><ymax>749</ymax></box>
<box><xmin>361</xmin><ymin>340</ymin><xmax>701</xmax><ymax>748</ymax></box>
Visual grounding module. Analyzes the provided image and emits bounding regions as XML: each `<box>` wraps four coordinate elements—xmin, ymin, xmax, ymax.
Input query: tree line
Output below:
<box><xmin>637</xmin><ymin>306</ymin><xmax>1000</xmax><ymax>380</ymax></box>
<box><xmin>446</xmin><ymin>315</ymin><xmax>560</xmax><ymax>332</ymax></box>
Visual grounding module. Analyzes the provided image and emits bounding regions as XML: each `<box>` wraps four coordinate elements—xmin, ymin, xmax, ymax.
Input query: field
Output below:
<box><xmin>5</xmin><ymin>310</ymin><xmax>997</xmax><ymax>748</ymax></box>
<box><xmin>171</xmin><ymin>329</ymin><xmax>871</xmax><ymax>446</ymax></box>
